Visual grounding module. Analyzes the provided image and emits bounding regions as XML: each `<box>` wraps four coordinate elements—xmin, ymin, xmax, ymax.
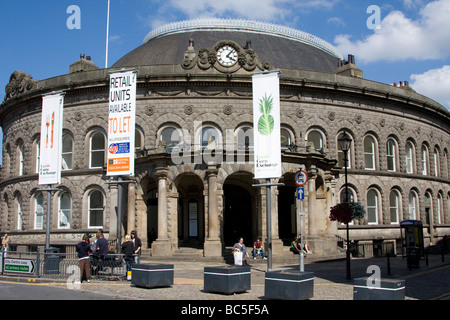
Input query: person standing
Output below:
<box><xmin>121</xmin><ymin>235</ymin><xmax>135</xmax><ymax>274</ymax></box>
<box><xmin>1</xmin><ymin>234</ymin><xmax>10</xmax><ymax>256</ymax></box>
<box><xmin>130</xmin><ymin>230</ymin><xmax>142</xmax><ymax>264</ymax></box>
<box><xmin>95</xmin><ymin>229</ymin><xmax>109</xmax><ymax>271</ymax></box>
<box><xmin>76</xmin><ymin>234</ymin><xmax>92</xmax><ymax>283</ymax></box>
<box><xmin>232</xmin><ymin>237</ymin><xmax>249</xmax><ymax>265</ymax></box>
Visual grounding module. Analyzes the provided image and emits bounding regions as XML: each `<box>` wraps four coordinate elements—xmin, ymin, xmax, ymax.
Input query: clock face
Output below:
<box><xmin>217</xmin><ymin>45</ymin><xmax>238</xmax><ymax>67</ymax></box>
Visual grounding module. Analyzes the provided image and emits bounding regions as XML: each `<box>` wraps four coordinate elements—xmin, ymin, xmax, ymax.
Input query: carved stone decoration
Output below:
<box><xmin>184</xmin><ymin>105</ymin><xmax>193</xmax><ymax>115</ymax></box>
<box><xmin>182</xmin><ymin>40</ymin><xmax>269</xmax><ymax>74</ymax></box>
<box><xmin>181</xmin><ymin>38</ymin><xmax>198</xmax><ymax>70</ymax></box>
<box><xmin>296</xmin><ymin>108</ymin><xmax>304</xmax><ymax>118</ymax></box>
<box><xmin>4</xmin><ymin>71</ymin><xmax>38</xmax><ymax>101</ymax></box>
<box><xmin>223</xmin><ymin>105</ymin><xmax>233</xmax><ymax>115</ymax></box>
<box><xmin>355</xmin><ymin>114</ymin><xmax>363</xmax><ymax>124</ymax></box>
<box><xmin>145</xmin><ymin>105</ymin><xmax>155</xmax><ymax>116</ymax></box>
<box><xmin>328</xmin><ymin>111</ymin><xmax>335</xmax><ymax>121</ymax></box>
<box><xmin>75</xmin><ymin>112</ymin><xmax>82</xmax><ymax>121</ymax></box>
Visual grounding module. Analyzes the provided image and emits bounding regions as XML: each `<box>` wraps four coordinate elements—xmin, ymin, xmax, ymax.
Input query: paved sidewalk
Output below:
<box><xmin>62</xmin><ymin>252</ymin><xmax>449</xmax><ymax>300</ymax></box>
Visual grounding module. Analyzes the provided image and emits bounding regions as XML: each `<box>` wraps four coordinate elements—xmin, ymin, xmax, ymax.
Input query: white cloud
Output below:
<box><xmin>334</xmin><ymin>0</ymin><xmax>450</xmax><ymax>64</ymax></box>
<box><xmin>410</xmin><ymin>65</ymin><xmax>450</xmax><ymax>108</ymax></box>
<box><xmin>327</xmin><ymin>17</ymin><xmax>346</xmax><ymax>27</ymax></box>
<box><xmin>163</xmin><ymin>0</ymin><xmax>292</xmax><ymax>21</ymax></box>
<box><xmin>152</xmin><ymin>0</ymin><xmax>340</xmax><ymax>22</ymax></box>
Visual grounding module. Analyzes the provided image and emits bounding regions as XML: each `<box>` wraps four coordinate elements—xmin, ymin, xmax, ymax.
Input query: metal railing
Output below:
<box><xmin>1</xmin><ymin>249</ymin><xmax>132</xmax><ymax>281</ymax></box>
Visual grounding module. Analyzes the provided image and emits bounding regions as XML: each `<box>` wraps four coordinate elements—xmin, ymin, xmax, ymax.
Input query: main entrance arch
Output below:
<box><xmin>175</xmin><ymin>173</ymin><xmax>204</xmax><ymax>248</ymax></box>
<box><xmin>223</xmin><ymin>172</ymin><xmax>257</xmax><ymax>246</ymax></box>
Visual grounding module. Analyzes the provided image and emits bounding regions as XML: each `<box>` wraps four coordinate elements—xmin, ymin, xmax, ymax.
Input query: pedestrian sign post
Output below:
<box><xmin>3</xmin><ymin>258</ymin><xmax>35</xmax><ymax>274</ymax></box>
<box><xmin>297</xmin><ymin>187</ymin><xmax>305</xmax><ymax>200</ymax></box>
<box><xmin>294</xmin><ymin>170</ymin><xmax>308</xmax><ymax>186</ymax></box>
<box><xmin>294</xmin><ymin>170</ymin><xmax>307</xmax><ymax>272</ymax></box>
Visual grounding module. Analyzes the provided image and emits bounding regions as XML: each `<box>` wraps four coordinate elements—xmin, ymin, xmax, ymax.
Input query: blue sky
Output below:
<box><xmin>1</xmin><ymin>0</ymin><xmax>449</xmax><ymax>164</ymax></box>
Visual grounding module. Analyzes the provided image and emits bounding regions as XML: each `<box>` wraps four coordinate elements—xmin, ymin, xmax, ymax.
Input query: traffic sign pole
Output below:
<box><xmin>294</xmin><ymin>168</ymin><xmax>308</xmax><ymax>272</ymax></box>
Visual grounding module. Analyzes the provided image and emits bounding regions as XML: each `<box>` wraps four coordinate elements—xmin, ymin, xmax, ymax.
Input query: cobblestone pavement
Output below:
<box><xmin>56</xmin><ymin>252</ymin><xmax>449</xmax><ymax>301</ymax></box>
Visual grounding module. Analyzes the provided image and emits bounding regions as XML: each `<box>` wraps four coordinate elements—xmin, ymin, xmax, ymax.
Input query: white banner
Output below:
<box><xmin>252</xmin><ymin>72</ymin><xmax>282</xmax><ymax>179</ymax></box>
<box><xmin>107</xmin><ymin>70</ymin><xmax>137</xmax><ymax>176</ymax></box>
<box><xmin>39</xmin><ymin>93</ymin><xmax>64</xmax><ymax>185</ymax></box>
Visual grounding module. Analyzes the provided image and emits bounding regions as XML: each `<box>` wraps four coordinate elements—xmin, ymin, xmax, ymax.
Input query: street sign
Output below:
<box><xmin>294</xmin><ymin>170</ymin><xmax>308</xmax><ymax>186</ymax></box>
<box><xmin>4</xmin><ymin>258</ymin><xmax>35</xmax><ymax>274</ymax></box>
<box><xmin>297</xmin><ymin>187</ymin><xmax>305</xmax><ymax>200</ymax></box>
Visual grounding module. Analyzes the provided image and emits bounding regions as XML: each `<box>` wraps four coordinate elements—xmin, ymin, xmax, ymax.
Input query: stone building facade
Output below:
<box><xmin>0</xmin><ymin>19</ymin><xmax>449</xmax><ymax>258</ymax></box>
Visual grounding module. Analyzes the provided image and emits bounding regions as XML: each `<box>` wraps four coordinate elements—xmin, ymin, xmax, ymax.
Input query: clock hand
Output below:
<box><xmin>226</xmin><ymin>51</ymin><xmax>236</xmax><ymax>61</ymax></box>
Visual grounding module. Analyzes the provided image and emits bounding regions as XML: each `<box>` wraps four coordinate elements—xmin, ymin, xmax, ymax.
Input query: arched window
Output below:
<box><xmin>280</xmin><ymin>128</ymin><xmax>292</xmax><ymax>150</ymax></box>
<box><xmin>433</xmin><ymin>147</ymin><xmax>440</xmax><ymax>177</ymax></box>
<box><xmin>135</xmin><ymin>128</ymin><xmax>144</xmax><ymax>152</ymax></box>
<box><xmin>236</xmin><ymin>126</ymin><xmax>253</xmax><ymax>150</ymax></box>
<box><xmin>59</xmin><ymin>192</ymin><xmax>71</xmax><ymax>229</ymax></box>
<box><xmin>421</xmin><ymin>145</ymin><xmax>429</xmax><ymax>175</ymax></box>
<box><xmin>337</xmin><ymin>131</ymin><xmax>353</xmax><ymax>168</ymax></box>
<box><xmin>34</xmin><ymin>139</ymin><xmax>40</xmax><ymax>173</ymax></box>
<box><xmin>88</xmin><ymin>190</ymin><xmax>104</xmax><ymax>228</ymax></box>
<box><xmin>201</xmin><ymin>127</ymin><xmax>220</xmax><ymax>149</ymax></box>
<box><xmin>62</xmin><ymin>133</ymin><xmax>73</xmax><ymax>170</ymax></box>
<box><xmin>389</xmin><ymin>190</ymin><xmax>401</xmax><ymax>224</ymax></box>
<box><xmin>90</xmin><ymin>132</ymin><xmax>105</xmax><ymax>169</ymax></box>
<box><xmin>16</xmin><ymin>195</ymin><xmax>23</xmax><ymax>230</ymax></box>
<box><xmin>364</xmin><ymin>136</ymin><xmax>376</xmax><ymax>170</ymax></box>
<box><xmin>424</xmin><ymin>191</ymin><xmax>433</xmax><ymax>225</ymax></box>
<box><xmin>386</xmin><ymin>138</ymin><xmax>397</xmax><ymax>172</ymax></box>
<box><xmin>437</xmin><ymin>193</ymin><xmax>443</xmax><ymax>224</ymax></box>
<box><xmin>307</xmin><ymin>130</ymin><xmax>324</xmax><ymax>152</ymax></box>
<box><xmin>367</xmin><ymin>189</ymin><xmax>379</xmax><ymax>224</ymax></box>
<box><xmin>339</xmin><ymin>187</ymin><xmax>355</xmax><ymax>203</ymax></box>
<box><xmin>34</xmin><ymin>193</ymin><xmax>44</xmax><ymax>230</ymax></box>
<box><xmin>405</xmin><ymin>141</ymin><xmax>415</xmax><ymax>174</ymax></box>
<box><xmin>444</xmin><ymin>150</ymin><xmax>449</xmax><ymax>179</ymax></box>
<box><xmin>160</xmin><ymin>127</ymin><xmax>181</xmax><ymax>152</ymax></box>
<box><xmin>18</xmin><ymin>141</ymin><xmax>24</xmax><ymax>176</ymax></box>
<box><xmin>408</xmin><ymin>191</ymin><xmax>418</xmax><ymax>220</ymax></box>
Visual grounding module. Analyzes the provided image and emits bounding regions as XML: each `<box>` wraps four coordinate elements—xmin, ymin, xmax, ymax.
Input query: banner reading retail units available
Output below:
<box><xmin>39</xmin><ymin>92</ymin><xmax>64</xmax><ymax>185</ymax></box>
<box><xmin>107</xmin><ymin>70</ymin><xmax>137</xmax><ymax>176</ymax></box>
<box><xmin>252</xmin><ymin>71</ymin><xmax>282</xmax><ymax>179</ymax></box>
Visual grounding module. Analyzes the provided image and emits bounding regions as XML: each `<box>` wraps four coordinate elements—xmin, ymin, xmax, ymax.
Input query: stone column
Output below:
<box><xmin>127</xmin><ymin>181</ymin><xmax>136</xmax><ymax>235</ymax></box>
<box><xmin>108</xmin><ymin>183</ymin><xmax>118</xmax><ymax>240</ymax></box>
<box><xmin>204</xmin><ymin>164</ymin><xmax>222</xmax><ymax>257</ymax></box>
<box><xmin>151</xmin><ymin>167</ymin><xmax>171</xmax><ymax>256</ymax></box>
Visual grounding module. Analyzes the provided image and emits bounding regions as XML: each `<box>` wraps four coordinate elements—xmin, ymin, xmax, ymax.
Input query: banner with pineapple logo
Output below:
<box><xmin>252</xmin><ymin>71</ymin><xmax>282</xmax><ymax>179</ymax></box>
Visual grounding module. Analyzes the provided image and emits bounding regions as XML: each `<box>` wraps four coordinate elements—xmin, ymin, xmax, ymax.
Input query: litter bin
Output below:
<box><xmin>44</xmin><ymin>247</ymin><xmax>60</xmax><ymax>274</ymax></box>
<box><xmin>131</xmin><ymin>263</ymin><xmax>174</xmax><ymax>288</ymax></box>
<box><xmin>354</xmin><ymin>277</ymin><xmax>405</xmax><ymax>300</ymax></box>
<box><xmin>407</xmin><ymin>246</ymin><xmax>419</xmax><ymax>269</ymax></box>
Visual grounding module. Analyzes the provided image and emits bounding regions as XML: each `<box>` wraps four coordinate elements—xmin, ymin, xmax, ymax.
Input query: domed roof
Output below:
<box><xmin>112</xmin><ymin>19</ymin><xmax>342</xmax><ymax>73</ymax></box>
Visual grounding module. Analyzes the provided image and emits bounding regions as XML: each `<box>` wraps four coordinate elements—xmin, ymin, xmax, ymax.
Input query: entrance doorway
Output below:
<box><xmin>176</xmin><ymin>173</ymin><xmax>204</xmax><ymax>248</ymax></box>
<box><xmin>223</xmin><ymin>172</ymin><xmax>256</xmax><ymax>247</ymax></box>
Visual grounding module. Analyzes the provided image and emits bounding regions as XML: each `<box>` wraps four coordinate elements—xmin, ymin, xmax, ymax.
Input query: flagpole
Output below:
<box><xmin>105</xmin><ymin>0</ymin><xmax>111</xmax><ymax>68</ymax></box>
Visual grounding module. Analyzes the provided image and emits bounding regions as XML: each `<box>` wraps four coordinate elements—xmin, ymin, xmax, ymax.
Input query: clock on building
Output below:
<box><xmin>216</xmin><ymin>45</ymin><xmax>238</xmax><ymax>67</ymax></box>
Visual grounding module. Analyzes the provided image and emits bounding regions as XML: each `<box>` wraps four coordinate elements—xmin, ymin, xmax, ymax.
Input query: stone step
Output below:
<box><xmin>139</xmin><ymin>246</ymin><xmax>345</xmax><ymax>265</ymax></box>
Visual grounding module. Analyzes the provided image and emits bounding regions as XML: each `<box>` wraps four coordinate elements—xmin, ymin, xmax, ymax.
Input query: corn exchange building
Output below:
<box><xmin>1</xmin><ymin>19</ymin><xmax>449</xmax><ymax>259</ymax></box>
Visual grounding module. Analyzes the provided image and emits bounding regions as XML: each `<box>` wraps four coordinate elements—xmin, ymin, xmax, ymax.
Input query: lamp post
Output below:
<box><xmin>339</xmin><ymin>131</ymin><xmax>352</xmax><ymax>280</ymax></box>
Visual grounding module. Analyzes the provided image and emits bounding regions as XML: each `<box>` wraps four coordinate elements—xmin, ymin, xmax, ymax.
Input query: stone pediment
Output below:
<box><xmin>4</xmin><ymin>70</ymin><xmax>38</xmax><ymax>102</ymax></box>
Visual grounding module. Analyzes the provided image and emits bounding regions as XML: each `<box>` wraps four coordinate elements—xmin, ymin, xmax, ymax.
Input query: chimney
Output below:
<box><xmin>70</xmin><ymin>54</ymin><xmax>99</xmax><ymax>73</ymax></box>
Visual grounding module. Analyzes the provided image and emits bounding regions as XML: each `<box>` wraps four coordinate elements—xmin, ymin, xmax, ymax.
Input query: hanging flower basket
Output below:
<box><xmin>329</xmin><ymin>202</ymin><xmax>366</xmax><ymax>224</ymax></box>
